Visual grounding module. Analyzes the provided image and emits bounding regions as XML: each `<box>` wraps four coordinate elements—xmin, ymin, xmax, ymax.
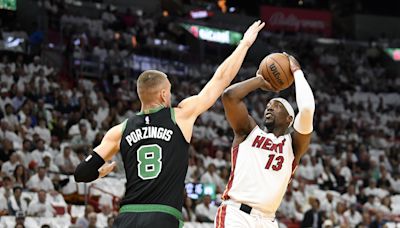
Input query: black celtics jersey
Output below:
<box><xmin>119</xmin><ymin>107</ymin><xmax>189</xmax><ymax>211</ymax></box>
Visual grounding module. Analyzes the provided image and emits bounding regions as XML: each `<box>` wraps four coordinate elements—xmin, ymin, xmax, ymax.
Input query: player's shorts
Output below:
<box><xmin>113</xmin><ymin>204</ymin><xmax>183</xmax><ymax>228</ymax></box>
<box><xmin>214</xmin><ymin>201</ymin><xmax>278</xmax><ymax>228</ymax></box>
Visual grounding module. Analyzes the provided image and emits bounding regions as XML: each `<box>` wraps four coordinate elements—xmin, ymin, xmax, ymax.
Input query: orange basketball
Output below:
<box><xmin>258</xmin><ymin>53</ymin><xmax>294</xmax><ymax>91</ymax></box>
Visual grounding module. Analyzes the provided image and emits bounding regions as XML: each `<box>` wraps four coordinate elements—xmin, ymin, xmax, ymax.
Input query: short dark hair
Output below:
<box><xmin>13</xmin><ymin>186</ymin><xmax>23</xmax><ymax>193</ymax></box>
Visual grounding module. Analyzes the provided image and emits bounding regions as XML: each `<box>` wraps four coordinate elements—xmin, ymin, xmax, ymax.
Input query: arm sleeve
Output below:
<box><xmin>293</xmin><ymin>70</ymin><xmax>315</xmax><ymax>135</ymax></box>
<box><xmin>74</xmin><ymin>151</ymin><xmax>105</xmax><ymax>183</ymax></box>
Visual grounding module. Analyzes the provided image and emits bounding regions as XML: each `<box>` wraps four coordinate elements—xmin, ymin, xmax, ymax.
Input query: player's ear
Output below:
<box><xmin>287</xmin><ymin>115</ymin><xmax>293</xmax><ymax>126</ymax></box>
<box><xmin>160</xmin><ymin>89</ymin><xmax>168</xmax><ymax>103</ymax></box>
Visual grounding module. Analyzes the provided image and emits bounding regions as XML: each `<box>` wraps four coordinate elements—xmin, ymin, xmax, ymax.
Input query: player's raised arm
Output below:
<box><xmin>221</xmin><ymin>73</ymin><xmax>274</xmax><ymax>146</ymax></box>
<box><xmin>175</xmin><ymin>21</ymin><xmax>265</xmax><ymax>123</ymax></box>
<box><xmin>286</xmin><ymin>54</ymin><xmax>315</xmax><ymax>162</ymax></box>
<box><xmin>74</xmin><ymin>121</ymin><xmax>124</xmax><ymax>182</ymax></box>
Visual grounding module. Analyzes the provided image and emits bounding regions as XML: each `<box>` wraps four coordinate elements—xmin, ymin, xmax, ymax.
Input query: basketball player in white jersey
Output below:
<box><xmin>215</xmin><ymin>54</ymin><xmax>315</xmax><ymax>228</ymax></box>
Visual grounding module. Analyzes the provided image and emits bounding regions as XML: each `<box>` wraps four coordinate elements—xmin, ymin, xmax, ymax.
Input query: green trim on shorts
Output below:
<box><xmin>119</xmin><ymin>204</ymin><xmax>184</xmax><ymax>223</ymax></box>
<box><xmin>170</xmin><ymin>108</ymin><xmax>176</xmax><ymax>124</ymax></box>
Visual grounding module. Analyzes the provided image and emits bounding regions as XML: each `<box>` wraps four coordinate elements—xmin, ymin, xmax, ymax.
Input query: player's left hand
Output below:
<box><xmin>241</xmin><ymin>20</ymin><xmax>266</xmax><ymax>48</ymax></box>
<box><xmin>283</xmin><ymin>52</ymin><xmax>301</xmax><ymax>73</ymax></box>
<box><xmin>98</xmin><ymin>161</ymin><xmax>116</xmax><ymax>178</ymax></box>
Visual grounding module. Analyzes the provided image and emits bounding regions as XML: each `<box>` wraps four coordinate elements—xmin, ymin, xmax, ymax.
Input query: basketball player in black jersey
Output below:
<box><xmin>74</xmin><ymin>21</ymin><xmax>265</xmax><ymax>228</ymax></box>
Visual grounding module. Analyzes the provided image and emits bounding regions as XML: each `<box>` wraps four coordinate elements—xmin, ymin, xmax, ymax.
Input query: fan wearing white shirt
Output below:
<box><xmin>212</xmin><ymin>150</ymin><xmax>227</xmax><ymax>169</ymax></box>
<box><xmin>0</xmin><ymin>66</ymin><xmax>14</xmax><ymax>90</ymax></box>
<box><xmin>8</xmin><ymin>186</ymin><xmax>28</xmax><ymax>215</ymax></box>
<box><xmin>30</xmin><ymin>138</ymin><xmax>47</xmax><ymax>165</ymax></box>
<box><xmin>42</xmin><ymin>153</ymin><xmax>60</xmax><ymax>175</ymax></box>
<box><xmin>195</xmin><ymin>195</ymin><xmax>218</xmax><ymax>223</ymax></box>
<box><xmin>341</xmin><ymin>185</ymin><xmax>357</xmax><ymax>207</ymax></box>
<box><xmin>33</xmin><ymin>119</ymin><xmax>51</xmax><ymax>145</ymax></box>
<box><xmin>55</xmin><ymin>145</ymin><xmax>80</xmax><ymax>175</ymax></box>
<box><xmin>16</xmin><ymin>139</ymin><xmax>33</xmax><ymax>168</ymax></box>
<box><xmin>296</xmin><ymin>157</ymin><xmax>315</xmax><ymax>182</ymax></box>
<box><xmin>26</xmin><ymin>166</ymin><xmax>54</xmax><ymax>192</ymax></box>
<box><xmin>200</xmin><ymin>163</ymin><xmax>224</xmax><ymax>193</ymax></box>
<box><xmin>0</xmin><ymin>88</ymin><xmax>12</xmax><ymax>113</ymax></box>
<box><xmin>339</xmin><ymin>160</ymin><xmax>352</xmax><ymax>184</ymax></box>
<box><xmin>3</xmin><ymin>103</ymin><xmax>19</xmax><ymax>131</ymax></box>
<box><xmin>343</xmin><ymin>204</ymin><xmax>362</xmax><ymax>227</ymax></box>
<box><xmin>278</xmin><ymin>192</ymin><xmax>296</xmax><ymax>220</ymax></box>
<box><xmin>1</xmin><ymin>152</ymin><xmax>20</xmax><ymax>177</ymax></box>
<box><xmin>321</xmin><ymin>192</ymin><xmax>338</xmax><ymax>215</ymax></box>
<box><xmin>27</xmin><ymin>190</ymin><xmax>55</xmax><ymax>217</ymax></box>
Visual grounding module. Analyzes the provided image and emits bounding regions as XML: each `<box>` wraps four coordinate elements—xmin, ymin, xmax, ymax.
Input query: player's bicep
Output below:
<box><xmin>176</xmin><ymin>95</ymin><xmax>205</xmax><ymax>120</ymax></box>
<box><xmin>291</xmin><ymin>130</ymin><xmax>312</xmax><ymax>162</ymax></box>
<box><xmin>221</xmin><ymin>92</ymin><xmax>256</xmax><ymax>136</ymax></box>
<box><xmin>94</xmin><ymin>122</ymin><xmax>124</xmax><ymax>161</ymax></box>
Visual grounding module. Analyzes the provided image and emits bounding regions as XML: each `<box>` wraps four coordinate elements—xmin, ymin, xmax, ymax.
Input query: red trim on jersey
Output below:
<box><xmin>222</xmin><ymin>146</ymin><xmax>239</xmax><ymax>200</ymax></box>
<box><xmin>289</xmin><ymin>160</ymin><xmax>298</xmax><ymax>183</ymax></box>
<box><xmin>216</xmin><ymin>205</ymin><xmax>227</xmax><ymax>228</ymax></box>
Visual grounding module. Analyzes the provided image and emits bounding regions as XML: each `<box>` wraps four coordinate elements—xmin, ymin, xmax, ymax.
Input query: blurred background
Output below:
<box><xmin>0</xmin><ymin>0</ymin><xmax>399</xmax><ymax>227</ymax></box>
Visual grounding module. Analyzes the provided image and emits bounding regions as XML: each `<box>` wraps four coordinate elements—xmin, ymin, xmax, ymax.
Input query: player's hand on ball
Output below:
<box><xmin>98</xmin><ymin>161</ymin><xmax>116</xmax><ymax>178</ymax></box>
<box><xmin>256</xmin><ymin>70</ymin><xmax>276</xmax><ymax>92</ymax></box>
<box><xmin>283</xmin><ymin>52</ymin><xmax>301</xmax><ymax>73</ymax></box>
<box><xmin>241</xmin><ymin>20</ymin><xmax>265</xmax><ymax>47</ymax></box>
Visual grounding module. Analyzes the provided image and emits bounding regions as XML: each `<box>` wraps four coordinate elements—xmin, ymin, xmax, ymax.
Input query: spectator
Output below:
<box><xmin>30</xmin><ymin>138</ymin><xmax>47</xmax><ymax>165</ymax></box>
<box><xmin>42</xmin><ymin>152</ymin><xmax>59</xmax><ymax>175</ymax></box>
<box><xmin>71</xmin><ymin>122</ymin><xmax>92</xmax><ymax>150</ymax></box>
<box><xmin>3</xmin><ymin>103</ymin><xmax>19</xmax><ymax>130</ymax></box>
<box><xmin>301</xmin><ymin>198</ymin><xmax>323</xmax><ymax>228</ymax></box>
<box><xmin>16</xmin><ymin>139</ymin><xmax>33</xmax><ymax>167</ymax></box>
<box><xmin>28</xmin><ymin>56</ymin><xmax>43</xmax><ymax>76</ymax></box>
<box><xmin>182</xmin><ymin>197</ymin><xmax>196</xmax><ymax>222</ymax></box>
<box><xmin>0</xmin><ymin>176</ymin><xmax>13</xmax><ymax>199</ymax></box>
<box><xmin>369</xmin><ymin>211</ymin><xmax>386</xmax><ymax>228</ymax></box>
<box><xmin>88</xmin><ymin>212</ymin><xmax>98</xmax><ymax>228</ymax></box>
<box><xmin>14</xmin><ymin>211</ymin><xmax>27</xmax><ymax>228</ymax></box>
<box><xmin>212</xmin><ymin>150</ymin><xmax>226</xmax><ymax>169</ymax></box>
<box><xmin>11</xmin><ymin>89</ymin><xmax>26</xmax><ymax>111</ymax></box>
<box><xmin>321</xmin><ymin>192</ymin><xmax>337</xmax><ymax>215</ymax></box>
<box><xmin>195</xmin><ymin>195</ymin><xmax>218</xmax><ymax>223</ymax></box>
<box><xmin>13</xmin><ymin>164</ymin><xmax>29</xmax><ymax>189</ymax></box>
<box><xmin>27</xmin><ymin>189</ymin><xmax>55</xmax><ymax>217</ymax></box>
<box><xmin>76</xmin><ymin>205</ymin><xmax>95</xmax><ymax>228</ymax></box>
<box><xmin>0</xmin><ymin>121</ymin><xmax>21</xmax><ymax>152</ymax></box>
<box><xmin>1</xmin><ymin>152</ymin><xmax>20</xmax><ymax>177</ymax></box>
<box><xmin>33</xmin><ymin>119</ymin><xmax>51</xmax><ymax>145</ymax></box>
<box><xmin>0</xmin><ymin>190</ymin><xmax>8</xmax><ymax>215</ymax></box>
<box><xmin>8</xmin><ymin>186</ymin><xmax>28</xmax><ymax>215</ymax></box>
<box><xmin>0</xmin><ymin>88</ymin><xmax>12</xmax><ymax>113</ymax></box>
<box><xmin>297</xmin><ymin>156</ymin><xmax>316</xmax><ymax>182</ymax></box>
<box><xmin>54</xmin><ymin>145</ymin><xmax>80</xmax><ymax>174</ymax></box>
<box><xmin>1</xmin><ymin>66</ymin><xmax>14</xmax><ymax>90</ymax></box>
<box><xmin>200</xmin><ymin>163</ymin><xmax>224</xmax><ymax>192</ymax></box>
<box><xmin>97</xmin><ymin>204</ymin><xmax>113</xmax><ymax>228</ymax></box>
<box><xmin>107</xmin><ymin>216</ymin><xmax>115</xmax><ymax>228</ymax></box>
<box><xmin>357</xmin><ymin>211</ymin><xmax>372</xmax><ymax>228</ymax></box>
<box><xmin>26</xmin><ymin>166</ymin><xmax>54</xmax><ymax>192</ymax></box>
<box><xmin>341</xmin><ymin>185</ymin><xmax>357</xmax><ymax>207</ymax></box>
<box><xmin>343</xmin><ymin>204</ymin><xmax>362</xmax><ymax>228</ymax></box>
<box><xmin>279</xmin><ymin>192</ymin><xmax>296</xmax><ymax>220</ymax></box>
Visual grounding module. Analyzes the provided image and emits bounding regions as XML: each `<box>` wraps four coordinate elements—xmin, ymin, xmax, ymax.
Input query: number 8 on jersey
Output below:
<box><xmin>137</xmin><ymin>144</ymin><xmax>162</xmax><ymax>180</ymax></box>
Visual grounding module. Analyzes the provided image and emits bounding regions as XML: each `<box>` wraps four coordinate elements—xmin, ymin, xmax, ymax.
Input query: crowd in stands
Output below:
<box><xmin>0</xmin><ymin>1</ymin><xmax>399</xmax><ymax>228</ymax></box>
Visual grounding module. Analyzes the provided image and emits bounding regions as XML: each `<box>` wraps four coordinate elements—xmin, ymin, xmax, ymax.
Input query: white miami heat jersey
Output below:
<box><xmin>222</xmin><ymin>126</ymin><xmax>297</xmax><ymax>216</ymax></box>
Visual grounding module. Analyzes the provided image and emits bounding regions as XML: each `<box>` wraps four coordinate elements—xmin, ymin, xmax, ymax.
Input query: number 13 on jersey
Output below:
<box><xmin>265</xmin><ymin>154</ymin><xmax>284</xmax><ymax>171</ymax></box>
<box><xmin>137</xmin><ymin>144</ymin><xmax>162</xmax><ymax>180</ymax></box>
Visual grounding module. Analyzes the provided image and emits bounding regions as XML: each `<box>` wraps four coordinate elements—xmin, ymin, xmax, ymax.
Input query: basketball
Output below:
<box><xmin>258</xmin><ymin>53</ymin><xmax>294</xmax><ymax>91</ymax></box>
